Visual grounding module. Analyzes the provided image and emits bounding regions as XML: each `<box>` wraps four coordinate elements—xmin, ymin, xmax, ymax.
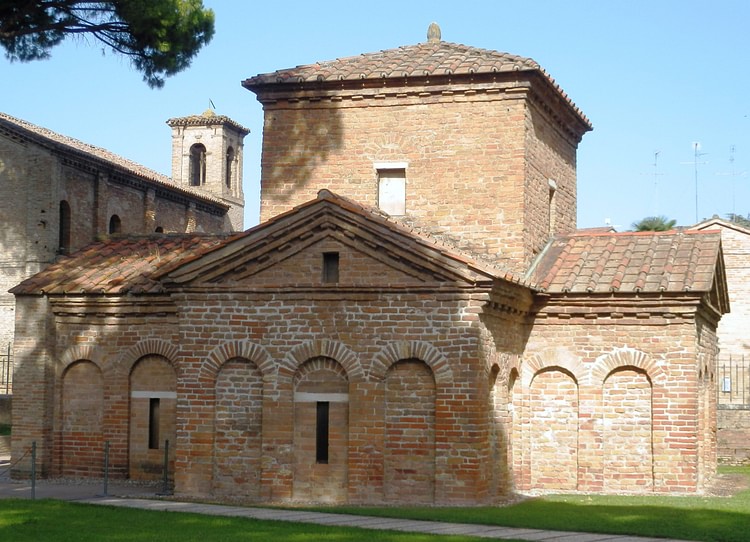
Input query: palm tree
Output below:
<box><xmin>631</xmin><ymin>215</ymin><xmax>677</xmax><ymax>232</ymax></box>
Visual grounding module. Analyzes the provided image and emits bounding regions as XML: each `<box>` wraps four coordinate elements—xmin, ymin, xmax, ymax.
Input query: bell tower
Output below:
<box><xmin>167</xmin><ymin>110</ymin><xmax>249</xmax><ymax>231</ymax></box>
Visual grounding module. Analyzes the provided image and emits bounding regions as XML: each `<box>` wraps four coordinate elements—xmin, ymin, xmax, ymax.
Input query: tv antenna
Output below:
<box><xmin>651</xmin><ymin>151</ymin><xmax>663</xmax><ymax>216</ymax></box>
<box><xmin>716</xmin><ymin>145</ymin><xmax>747</xmax><ymax>218</ymax></box>
<box><xmin>681</xmin><ymin>142</ymin><xmax>708</xmax><ymax>223</ymax></box>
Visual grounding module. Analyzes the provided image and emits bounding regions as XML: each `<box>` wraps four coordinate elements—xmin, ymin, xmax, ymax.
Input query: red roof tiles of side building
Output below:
<box><xmin>11</xmin><ymin>190</ymin><xmax>531</xmax><ymax>295</ymax></box>
<box><xmin>0</xmin><ymin>112</ymin><xmax>227</xmax><ymax>208</ymax></box>
<box><xmin>242</xmin><ymin>39</ymin><xmax>591</xmax><ymax>130</ymax></box>
<box><xmin>528</xmin><ymin>229</ymin><xmax>724</xmax><ymax>294</ymax></box>
<box><xmin>10</xmin><ymin>235</ymin><xmax>231</xmax><ymax>295</ymax></box>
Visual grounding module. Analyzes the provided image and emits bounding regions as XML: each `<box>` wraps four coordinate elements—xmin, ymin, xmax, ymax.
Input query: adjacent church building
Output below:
<box><xmin>0</xmin><ymin>109</ymin><xmax>248</xmax><ymax>353</ymax></box>
<box><xmin>10</xmin><ymin>25</ymin><xmax>729</xmax><ymax>504</ymax></box>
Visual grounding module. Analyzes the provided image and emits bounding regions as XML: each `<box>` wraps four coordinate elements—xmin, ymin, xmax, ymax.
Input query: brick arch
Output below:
<box><xmin>371</xmin><ymin>341</ymin><xmax>452</xmax><ymax>384</ymax></box>
<box><xmin>522</xmin><ymin>349</ymin><xmax>586</xmax><ymax>387</ymax></box>
<box><xmin>113</xmin><ymin>339</ymin><xmax>179</xmax><ymax>380</ymax></box>
<box><xmin>200</xmin><ymin>340</ymin><xmax>274</xmax><ymax>383</ymax></box>
<box><xmin>293</xmin><ymin>356</ymin><xmax>349</xmax><ymax>389</ymax></box>
<box><xmin>59</xmin><ymin>345</ymin><xmax>105</xmax><ymax>373</ymax></box>
<box><xmin>280</xmin><ymin>339</ymin><xmax>363</xmax><ymax>385</ymax></box>
<box><xmin>590</xmin><ymin>347</ymin><xmax>666</xmax><ymax>386</ymax></box>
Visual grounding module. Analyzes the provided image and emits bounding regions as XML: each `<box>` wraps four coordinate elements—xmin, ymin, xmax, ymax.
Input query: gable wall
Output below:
<box><xmin>258</xmin><ymin>86</ymin><xmax>577</xmax><ymax>273</ymax></box>
<box><xmin>247</xmin><ymin>238</ymin><xmax>428</xmax><ymax>286</ymax></box>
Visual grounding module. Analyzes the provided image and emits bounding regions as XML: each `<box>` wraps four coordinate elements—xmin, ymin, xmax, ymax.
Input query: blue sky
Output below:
<box><xmin>2</xmin><ymin>1</ymin><xmax>748</xmax><ymax>230</ymax></box>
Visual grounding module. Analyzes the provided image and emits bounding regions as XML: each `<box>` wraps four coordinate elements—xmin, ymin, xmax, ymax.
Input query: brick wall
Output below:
<box><xmin>717</xmin><ymin>407</ymin><xmax>750</xmax><ymax>464</ymax></box>
<box><xmin>256</xmin><ymin>79</ymin><xmax>580</xmax><ymax>273</ymax></box>
<box><xmin>0</xmin><ymin>131</ymin><xmax>233</xmax><ymax>353</ymax></box>
<box><xmin>11</xmin><ymin>279</ymin><xmax>720</xmax><ymax>500</ymax></box>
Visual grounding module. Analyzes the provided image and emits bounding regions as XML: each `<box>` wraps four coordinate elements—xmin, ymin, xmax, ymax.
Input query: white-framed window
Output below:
<box><xmin>375</xmin><ymin>162</ymin><xmax>407</xmax><ymax>216</ymax></box>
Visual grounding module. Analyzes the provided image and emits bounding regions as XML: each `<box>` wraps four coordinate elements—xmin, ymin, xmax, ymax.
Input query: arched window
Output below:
<box><xmin>189</xmin><ymin>144</ymin><xmax>207</xmax><ymax>186</ymax></box>
<box><xmin>225</xmin><ymin>146</ymin><xmax>234</xmax><ymax>188</ymax></box>
<box><xmin>59</xmin><ymin>200</ymin><xmax>71</xmax><ymax>254</ymax></box>
<box><xmin>109</xmin><ymin>215</ymin><xmax>122</xmax><ymax>234</ymax></box>
<box><xmin>155</xmin><ymin>226</ymin><xmax>164</xmax><ymax>233</ymax></box>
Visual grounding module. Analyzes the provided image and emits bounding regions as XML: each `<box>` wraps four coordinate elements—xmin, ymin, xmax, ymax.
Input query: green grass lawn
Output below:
<box><xmin>1</xmin><ymin>467</ymin><xmax>748</xmax><ymax>541</ymax></box>
<box><xmin>0</xmin><ymin>500</ymin><xmax>504</xmax><ymax>542</ymax></box>
<box><xmin>305</xmin><ymin>466</ymin><xmax>750</xmax><ymax>542</ymax></box>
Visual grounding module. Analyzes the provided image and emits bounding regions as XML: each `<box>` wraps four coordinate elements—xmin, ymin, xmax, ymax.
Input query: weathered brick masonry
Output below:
<box><xmin>0</xmin><ymin>111</ymin><xmax>247</xmax><ymax>349</ymax></box>
<box><xmin>10</xmin><ymin>26</ymin><xmax>730</xmax><ymax>502</ymax></box>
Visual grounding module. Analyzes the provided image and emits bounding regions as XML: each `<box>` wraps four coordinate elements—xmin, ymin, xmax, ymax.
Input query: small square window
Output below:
<box><xmin>378</xmin><ymin>168</ymin><xmax>406</xmax><ymax>215</ymax></box>
<box><xmin>322</xmin><ymin>252</ymin><xmax>339</xmax><ymax>283</ymax></box>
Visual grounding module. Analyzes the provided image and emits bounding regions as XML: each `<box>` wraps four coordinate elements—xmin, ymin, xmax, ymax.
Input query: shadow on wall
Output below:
<box><xmin>0</xmin><ymin>395</ymin><xmax>10</xmax><ymax>425</ymax></box>
<box><xmin>261</xmin><ymin>106</ymin><xmax>344</xmax><ymax>204</ymax></box>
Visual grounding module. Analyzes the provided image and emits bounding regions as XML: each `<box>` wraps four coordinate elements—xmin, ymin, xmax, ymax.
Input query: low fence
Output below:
<box><xmin>0</xmin><ymin>343</ymin><xmax>10</xmax><ymax>395</ymax></box>
<box><xmin>717</xmin><ymin>355</ymin><xmax>750</xmax><ymax>464</ymax></box>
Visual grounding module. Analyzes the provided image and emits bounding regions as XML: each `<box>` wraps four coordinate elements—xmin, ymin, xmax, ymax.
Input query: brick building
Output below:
<box><xmin>10</xmin><ymin>26</ymin><xmax>729</xmax><ymax>502</ymax></box>
<box><xmin>694</xmin><ymin>217</ymin><xmax>750</xmax><ymax>464</ymax></box>
<box><xmin>0</xmin><ymin>110</ymin><xmax>248</xmax><ymax>352</ymax></box>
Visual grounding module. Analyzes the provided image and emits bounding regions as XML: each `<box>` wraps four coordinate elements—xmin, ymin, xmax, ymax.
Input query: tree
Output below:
<box><xmin>0</xmin><ymin>1</ymin><xmax>214</xmax><ymax>88</ymax></box>
<box><xmin>726</xmin><ymin>213</ymin><xmax>750</xmax><ymax>229</ymax></box>
<box><xmin>631</xmin><ymin>215</ymin><xmax>677</xmax><ymax>232</ymax></box>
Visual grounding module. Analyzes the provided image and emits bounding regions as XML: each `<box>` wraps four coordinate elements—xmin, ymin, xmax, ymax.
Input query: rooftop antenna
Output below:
<box><xmin>716</xmin><ymin>145</ymin><xmax>747</xmax><ymax>218</ymax></box>
<box><xmin>681</xmin><ymin>142</ymin><xmax>708</xmax><ymax>223</ymax></box>
<box><xmin>652</xmin><ymin>151</ymin><xmax>663</xmax><ymax>216</ymax></box>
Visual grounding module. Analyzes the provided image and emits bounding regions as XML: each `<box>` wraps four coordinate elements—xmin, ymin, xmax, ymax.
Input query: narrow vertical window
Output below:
<box><xmin>548</xmin><ymin>179</ymin><xmax>558</xmax><ymax>236</ymax></box>
<box><xmin>322</xmin><ymin>252</ymin><xmax>339</xmax><ymax>283</ymax></box>
<box><xmin>190</xmin><ymin>144</ymin><xmax>207</xmax><ymax>186</ymax></box>
<box><xmin>149</xmin><ymin>398</ymin><xmax>160</xmax><ymax>450</ymax></box>
<box><xmin>59</xmin><ymin>200</ymin><xmax>71</xmax><ymax>254</ymax></box>
<box><xmin>225</xmin><ymin>147</ymin><xmax>235</xmax><ymax>188</ymax></box>
<box><xmin>316</xmin><ymin>401</ymin><xmax>330</xmax><ymax>464</ymax></box>
<box><xmin>377</xmin><ymin>168</ymin><xmax>406</xmax><ymax>215</ymax></box>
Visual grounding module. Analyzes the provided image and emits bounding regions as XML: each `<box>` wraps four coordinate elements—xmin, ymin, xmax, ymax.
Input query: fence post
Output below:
<box><xmin>102</xmin><ymin>441</ymin><xmax>109</xmax><ymax>497</ymax></box>
<box><xmin>31</xmin><ymin>441</ymin><xmax>36</xmax><ymax>500</ymax></box>
<box><xmin>161</xmin><ymin>439</ymin><xmax>171</xmax><ymax>495</ymax></box>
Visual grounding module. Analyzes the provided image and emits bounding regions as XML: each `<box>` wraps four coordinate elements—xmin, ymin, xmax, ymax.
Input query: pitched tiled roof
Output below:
<box><xmin>164</xmin><ymin>189</ymin><xmax>529</xmax><ymax>287</ymax></box>
<box><xmin>11</xmin><ymin>191</ymin><xmax>531</xmax><ymax>295</ymax></box>
<box><xmin>242</xmin><ymin>39</ymin><xmax>589</xmax><ymax>128</ymax></box>
<box><xmin>528</xmin><ymin>230</ymin><xmax>724</xmax><ymax>294</ymax></box>
<box><xmin>693</xmin><ymin>217</ymin><xmax>750</xmax><ymax>236</ymax></box>
<box><xmin>10</xmin><ymin>235</ymin><xmax>232</xmax><ymax>295</ymax></box>
<box><xmin>166</xmin><ymin>109</ymin><xmax>250</xmax><ymax>135</ymax></box>
<box><xmin>0</xmin><ymin>112</ymin><xmax>226</xmax><ymax>208</ymax></box>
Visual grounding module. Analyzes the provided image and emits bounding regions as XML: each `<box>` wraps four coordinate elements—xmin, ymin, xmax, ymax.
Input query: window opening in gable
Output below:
<box><xmin>109</xmin><ymin>214</ymin><xmax>122</xmax><ymax>234</ymax></box>
<box><xmin>378</xmin><ymin>168</ymin><xmax>406</xmax><ymax>216</ymax></box>
<box><xmin>190</xmin><ymin>143</ymin><xmax>207</xmax><ymax>186</ymax></box>
<box><xmin>225</xmin><ymin>146</ymin><xmax>235</xmax><ymax>188</ymax></box>
<box><xmin>148</xmin><ymin>398</ymin><xmax>160</xmax><ymax>450</ymax></box>
<box><xmin>322</xmin><ymin>252</ymin><xmax>339</xmax><ymax>283</ymax></box>
<box><xmin>59</xmin><ymin>200</ymin><xmax>71</xmax><ymax>254</ymax></box>
<box><xmin>316</xmin><ymin>401</ymin><xmax>330</xmax><ymax>464</ymax></box>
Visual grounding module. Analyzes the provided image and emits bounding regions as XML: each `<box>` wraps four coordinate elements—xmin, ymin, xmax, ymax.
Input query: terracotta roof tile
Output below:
<box><xmin>528</xmin><ymin>230</ymin><xmax>723</xmax><ymax>294</ymax></box>
<box><xmin>242</xmin><ymin>40</ymin><xmax>590</xmax><ymax>129</ymax></box>
<box><xmin>11</xmin><ymin>235</ymin><xmax>230</xmax><ymax>295</ymax></box>
<box><xmin>0</xmin><ymin>112</ymin><xmax>226</xmax><ymax>207</ymax></box>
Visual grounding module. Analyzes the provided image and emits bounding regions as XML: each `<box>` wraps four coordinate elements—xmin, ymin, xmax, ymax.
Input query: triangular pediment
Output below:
<box><xmin>161</xmin><ymin>191</ymin><xmax>500</xmax><ymax>289</ymax></box>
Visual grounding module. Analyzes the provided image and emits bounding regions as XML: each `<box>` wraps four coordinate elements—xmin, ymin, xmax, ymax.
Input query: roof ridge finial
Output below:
<box><xmin>427</xmin><ymin>22</ymin><xmax>441</xmax><ymax>43</ymax></box>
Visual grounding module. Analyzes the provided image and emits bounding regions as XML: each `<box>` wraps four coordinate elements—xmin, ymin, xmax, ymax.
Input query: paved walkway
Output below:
<box><xmin>0</xmin><ymin>454</ymin><xmax>690</xmax><ymax>542</ymax></box>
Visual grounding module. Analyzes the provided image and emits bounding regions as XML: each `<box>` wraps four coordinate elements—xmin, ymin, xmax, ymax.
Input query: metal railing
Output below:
<box><xmin>0</xmin><ymin>343</ymin><xmax>11</xmax><ymax>395</ymax></box>
<box><xmin>717</xmin><ymin>354</ymin><xmax>749</xmax><ymax>406</ymax></box>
